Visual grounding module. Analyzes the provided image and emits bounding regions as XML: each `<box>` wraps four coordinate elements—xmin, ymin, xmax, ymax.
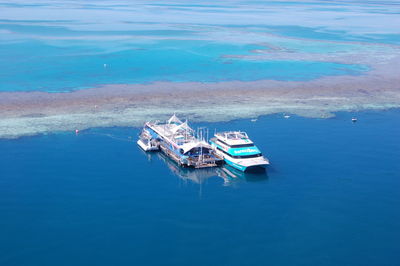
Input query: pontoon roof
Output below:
<box><xmin>181</xmin><ymin>141</ymin><xmax>212</xmax><ymax>154</ymax></box>
<box><xmin>171</xmin><ymin>120</ymin><xmax>193</xmax><ymax>134</ymax></box>
<box><xmin>167</xmin><ymin>114</ymin><xmax>183</xmax><ymax>125</ymax></box>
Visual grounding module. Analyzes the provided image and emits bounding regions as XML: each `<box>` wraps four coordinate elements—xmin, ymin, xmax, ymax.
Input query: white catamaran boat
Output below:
<box><xmin>210</xmin><ymin>131</ymin><xmax>269</xmax><ymax>172</ymax></box>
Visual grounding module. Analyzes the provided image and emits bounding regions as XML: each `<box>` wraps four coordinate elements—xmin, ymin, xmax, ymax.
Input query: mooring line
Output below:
<box><xmin>77</xmin><ymin>131</ymin><xmax>134</xmax><ymax>142</ymax></box>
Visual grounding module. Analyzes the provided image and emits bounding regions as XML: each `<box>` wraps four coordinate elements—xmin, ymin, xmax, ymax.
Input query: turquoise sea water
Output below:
<box><xmin>2</xmin><ymin>0</ymin><xmax>399</xmax><ymax>92</ymax></box>
<box><xmin>1</xmin><ymin>110</ymin><xmax>399</xmax><ymax>265</ymax></box>
<box><xmin>0</xmin><ymin>39</ymin><xmax>368</xmax><ymax>92</ymax></box>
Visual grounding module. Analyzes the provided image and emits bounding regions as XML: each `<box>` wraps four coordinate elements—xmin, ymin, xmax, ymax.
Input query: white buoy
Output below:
<box><xmin>75</xmin><ymin>129</ymin><xmax>79</xmax><ymax>134</ymax></box>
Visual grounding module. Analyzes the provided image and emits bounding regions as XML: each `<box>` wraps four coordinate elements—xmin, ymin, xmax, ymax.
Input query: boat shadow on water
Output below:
<box><xmin>141</xmin><ymin>149</ymin><xmax>268</xmax><ymax>186</ymax></box>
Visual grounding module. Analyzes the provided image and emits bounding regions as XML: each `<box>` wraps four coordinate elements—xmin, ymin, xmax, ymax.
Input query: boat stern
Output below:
<box><xmin>226</xmin><ymin>156</ymin><xmax>269</xmax><ymax>172</ymax></box>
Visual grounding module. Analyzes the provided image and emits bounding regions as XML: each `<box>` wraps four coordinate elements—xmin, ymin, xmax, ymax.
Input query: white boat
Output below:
<box><xmin>210</xmin><ymin>131</ymin><xmax>269</xmax><ymax>172</ymax></box>
<box><xmin>137</xmin><ymin>128</ymin><xmax>159</xmax><ymax>151</ymax></box>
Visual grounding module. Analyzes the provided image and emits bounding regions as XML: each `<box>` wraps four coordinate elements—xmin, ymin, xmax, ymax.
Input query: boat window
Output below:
<box><xmin>225</xmin><ymin>132</ymin><xmax>248</xmax><ymax>139</ymax></box>
<box><xmin>216</xmin><ymin>139</ymin><xmax>230</xmax><ymax>147</ymax></box>
<box><xmin>234</xmin><ymin>153</ymin><xmax>263</xmax><ymax>159</ymax></box>
<box><xmin>230</xmin><ymin>144</ymin><xmax>255</xmax><ymax>148</ymax></box>
<box><xmin>217</xmin><ymin>139</ymin><xmax>253</xmax><ymax>148</ymax></box>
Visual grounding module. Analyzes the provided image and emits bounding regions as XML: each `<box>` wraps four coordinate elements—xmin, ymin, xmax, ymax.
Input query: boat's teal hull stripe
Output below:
<box><xmin>211</xmin><ymin>140</ymin><xmax>246</xmax><ymax>171</ymax></box>
<box><xmin>228</xmin><ymin>146</ymin><xmax>260</xmax><ymax>156</ymax></box>
<box><xmin>225</xmin><ymin>158</ymin><xmax>247</xmax><ymax>171</ymax></box>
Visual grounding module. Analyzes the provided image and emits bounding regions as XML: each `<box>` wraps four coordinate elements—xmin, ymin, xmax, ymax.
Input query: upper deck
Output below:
<box><xmin>214</xmin><ymin>131</ymin><xmax>254</xmax><ymax>147</ymax></box>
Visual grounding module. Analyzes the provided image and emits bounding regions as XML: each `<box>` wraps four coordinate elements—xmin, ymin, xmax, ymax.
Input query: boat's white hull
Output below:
<box><xmin>137</xmin><ymin>139</ymin><xmax>159</xmax><ymax>152</ymax></box>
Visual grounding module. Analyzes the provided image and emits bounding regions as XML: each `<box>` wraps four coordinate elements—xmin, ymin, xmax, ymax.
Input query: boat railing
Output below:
<box><xmin>216</xmin><ymin>131</ymin><xmax>249</xmax><ymax>140</ymax></box>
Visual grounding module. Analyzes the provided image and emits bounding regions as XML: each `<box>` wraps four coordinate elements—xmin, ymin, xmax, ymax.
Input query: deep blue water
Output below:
<box><xmin>1</xmin><ymin>109</ymin><xmax>399</xmax><ymax>266</ymax></box>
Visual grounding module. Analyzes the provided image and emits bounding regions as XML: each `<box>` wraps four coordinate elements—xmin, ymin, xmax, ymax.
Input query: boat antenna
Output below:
<box><xmin>200</xmin><ymin>130</ymin><xmax>203</xmax><ymax>164</ymax></box>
